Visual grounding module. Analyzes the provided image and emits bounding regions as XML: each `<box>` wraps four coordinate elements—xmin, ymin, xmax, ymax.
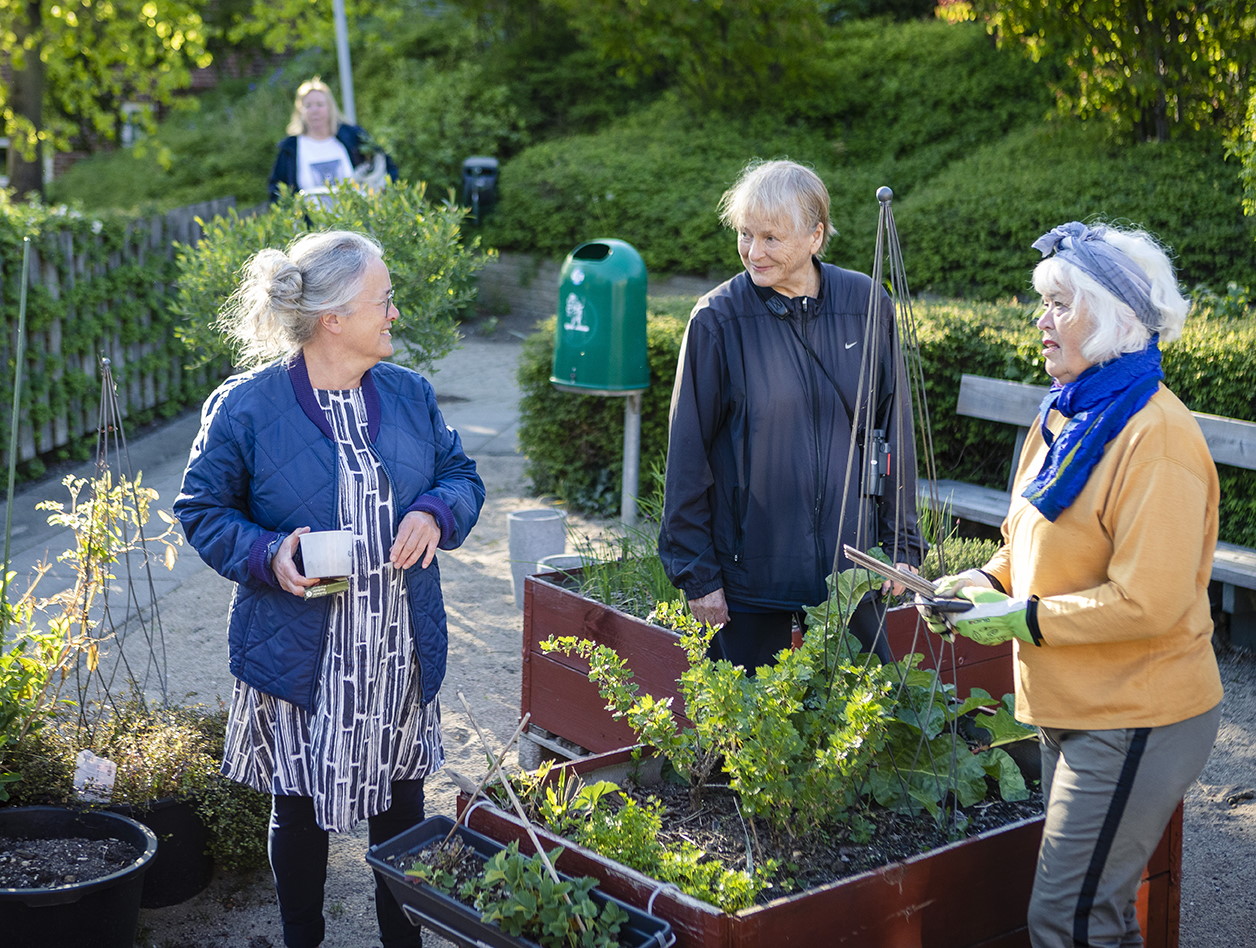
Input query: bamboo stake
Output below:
<box><xmin>455</xmin><ymin>691</ymin><xmax>576</xmax><ymax>903</ymax></box>
<box><xmin>442</xmin><ymin>711</ymin><xmax>531</xmax><ymax>845</ymax></box>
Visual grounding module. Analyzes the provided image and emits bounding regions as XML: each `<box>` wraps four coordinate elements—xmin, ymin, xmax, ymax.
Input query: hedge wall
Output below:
<box><xmin>517</xmin><ymin>296</ymin><xmax>1256</xmax><ymax>547</ymax></box>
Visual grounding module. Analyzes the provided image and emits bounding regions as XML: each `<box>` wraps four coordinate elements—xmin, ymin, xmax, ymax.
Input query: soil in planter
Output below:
<box><xmin>385</xmin><ymin>834</ymin><xmax>484</xmax><ymax>891</ymax></box>
<box><xmin>0</xmin><ymin>835</ymin><xmax>142</xmax><ymax>888</ymax></box>
<box><xmin>624</xmin><ymin>782</ymin><xmax>1045</xmax><ymax>901</ymax></box>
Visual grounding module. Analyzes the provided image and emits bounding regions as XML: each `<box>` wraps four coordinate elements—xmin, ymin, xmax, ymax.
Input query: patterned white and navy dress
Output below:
<box><xmin>222</xmin><ymin>388</ymin><xmax>444</xmax><ymax>832</ymax></box>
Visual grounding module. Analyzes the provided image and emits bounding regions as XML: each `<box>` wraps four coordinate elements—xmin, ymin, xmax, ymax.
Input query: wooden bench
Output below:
<box><xmin>924</xmin><ymin>373</ymin><xmax>1256</xmax><ymax>647</ymax></box>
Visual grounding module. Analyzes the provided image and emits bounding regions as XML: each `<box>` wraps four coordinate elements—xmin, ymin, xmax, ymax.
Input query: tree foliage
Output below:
<box><xmin>952</xmin><ymin>0</ymin><xmax>1256</xmax><ymax>142</ymax></box>
<box><xmin>544</xmin><ymin>0</ymin><xmax>828</xmax><ymax>117</ymax></box>
<box><xmin>1</xmin><ymin>0</ymin><xmax>213</xmax><ymax>194</ymax></box>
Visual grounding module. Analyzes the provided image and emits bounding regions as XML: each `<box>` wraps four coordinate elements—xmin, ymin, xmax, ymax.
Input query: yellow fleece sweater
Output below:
<box><xmin>983</xmin><ymin>384</ymin><xmax>1223</xmax><ymax>729</ymax></box>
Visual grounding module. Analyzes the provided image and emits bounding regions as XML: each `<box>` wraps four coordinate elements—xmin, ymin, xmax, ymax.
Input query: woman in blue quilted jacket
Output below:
<box><xmin>175</xmin><ymin>230</ymin><xmax>484</xmax><ymax>948</ymax></box>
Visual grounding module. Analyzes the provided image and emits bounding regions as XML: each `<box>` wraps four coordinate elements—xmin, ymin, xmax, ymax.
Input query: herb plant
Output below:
<box><xmin>545</xmin><ymin>565</ymin><xmax>1033</xmax><ymax>843</ymax></box>
<box><xmin>405</xmin><ymin>839</ymin><xmax>629</xmax><ymax>948</ymax></box>
<box><xmin>513</xmin><ymin>762</ymin><xmax>774</xmax><ymax>913</ymax></box>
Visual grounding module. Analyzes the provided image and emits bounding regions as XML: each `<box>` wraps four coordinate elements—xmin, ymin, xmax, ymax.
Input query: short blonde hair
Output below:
<box><xmin>286</xmin><ymin>77</ymin><xmax>343</xmax><ymax>136</ymax></box>
<box><xmin>718</xmin><ymin>159</ymin><xmax>837</xmax><ymax>256</ymax></box>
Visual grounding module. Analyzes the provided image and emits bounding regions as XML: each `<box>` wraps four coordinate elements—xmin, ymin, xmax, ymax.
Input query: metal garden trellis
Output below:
<box><xmin>819</xmin><ymin>185</ymin><xmax>999</xmax><ymax>836</ymax></box>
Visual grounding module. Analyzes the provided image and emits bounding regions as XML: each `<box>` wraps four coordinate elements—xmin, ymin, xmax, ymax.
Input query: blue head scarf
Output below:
<box><xmin>1020</xmin><ymin>223</ymin><xmax>1164</xmax><ymax>521</ymax></box>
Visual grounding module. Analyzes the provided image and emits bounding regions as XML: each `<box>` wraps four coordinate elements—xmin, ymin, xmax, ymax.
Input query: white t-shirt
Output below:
<box><xmin>296</xmin><ymin>135</ymin><xmax>354</xmax><ymax>192</ymax></box>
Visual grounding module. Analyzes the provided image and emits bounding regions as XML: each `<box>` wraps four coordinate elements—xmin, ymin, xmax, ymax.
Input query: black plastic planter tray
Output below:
<box><xmin>367</xmin><ymin>815</ymin><xmax>675</xmax><ymax>948</ymax></box>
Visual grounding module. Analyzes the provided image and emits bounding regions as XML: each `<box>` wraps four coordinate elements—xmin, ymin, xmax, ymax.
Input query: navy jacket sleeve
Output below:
<box><xmin>268</xmin><ymin>137</ymin><xmax>297</xmax><ymax>204</ymax></box>
<box><xmin>658</xmin><ymin>310</ymin><xmax>728</xmax><ymax>600</ymax></box>
<box><xmin>174</xmin><ymin>377</ymin><xmax>285</xmax><ymax>588</ymax></box>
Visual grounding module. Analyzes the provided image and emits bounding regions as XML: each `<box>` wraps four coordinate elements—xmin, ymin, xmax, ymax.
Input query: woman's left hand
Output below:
<box><xmin>885</xmin><ymin>562</ymin><xmax>920</xmax><ymax>597</ymax></box>
<box><xmin>390</xmin><ymin>511</ymin><xmax>441</xmax><ymax>569</ymax></box>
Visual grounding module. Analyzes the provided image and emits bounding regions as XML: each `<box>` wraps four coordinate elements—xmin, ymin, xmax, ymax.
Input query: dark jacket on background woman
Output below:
<box><xmin>659</xmin><ymin>262</ymin><xmax>924</xmax><ymax>613</ymax></box>
<box><xmin>267</xmin><ymin>124</ymin><xmax>399</xmax><ymax>203</ymax></box>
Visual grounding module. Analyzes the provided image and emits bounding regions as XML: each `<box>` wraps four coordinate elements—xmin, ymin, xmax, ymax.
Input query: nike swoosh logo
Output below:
<box><xmin>845</xmin><ymin>341</ymin><xmax>858</xmax><ymax>349</ymax></box>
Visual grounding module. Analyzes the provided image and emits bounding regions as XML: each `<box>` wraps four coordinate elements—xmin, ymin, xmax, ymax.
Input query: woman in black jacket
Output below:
<box><xmin>658</xmin><ymin>159</ymin><xmax>925</xmax><ymax>670</ymax></box>
<box><xmin>267</xmin><ymin>77</ymin><xmax>398</xmax><ymax>203</ymax></box>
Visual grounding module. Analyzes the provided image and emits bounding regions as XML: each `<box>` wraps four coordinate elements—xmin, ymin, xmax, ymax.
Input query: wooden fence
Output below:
<box><xmin>1</xmin><ymin>198</ymin><xmax>236</xmax><ymax>468</ymax></box>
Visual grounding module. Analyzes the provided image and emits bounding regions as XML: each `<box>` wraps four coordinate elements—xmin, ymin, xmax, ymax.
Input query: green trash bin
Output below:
<box><xmin>551</xmin><ymin>239</ymin><xmax>649</xmax><ymax>394</ymax></box>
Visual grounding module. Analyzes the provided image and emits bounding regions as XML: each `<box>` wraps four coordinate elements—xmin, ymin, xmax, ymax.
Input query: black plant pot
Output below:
<box><xmin>0</xmin><ymin>805</ymin><xmax>158</xmax><ymax>948</ymax></box>
<box><xmin>109</xmin><ymin>797</ymin><xmax>214</xmax><ymax>907</ymax></box>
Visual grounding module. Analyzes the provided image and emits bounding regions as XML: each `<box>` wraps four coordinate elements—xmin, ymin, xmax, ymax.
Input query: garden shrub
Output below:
<box><xmin>47</xmin><ymin>70</ymin><xmax>308</xmax><ymax>212</ymax></box>
<box><xmin>172</xmin><ymin>179</ymin><xmax>493</xmax><ymax>372</ymax></box>
<box><xmin>357</xmin><ymin>57</ymin><xmax>533</xmax><ymax>201</ymax></box>
<box><xmin>481</xmin><ymin>19</ymin><xmax>1056</xmax><ymax>275</ymax></box>
<box><xmin>898</xmin><ymin>122</ymin><xmax>1256</xmax><ymax>300</ymax></box>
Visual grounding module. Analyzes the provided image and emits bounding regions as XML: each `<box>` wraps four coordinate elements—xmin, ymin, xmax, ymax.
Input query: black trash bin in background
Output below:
<box><xmin>461</xmin><ymin>156</ymin><xmax>499</xmax><ymax>223</ymax></box>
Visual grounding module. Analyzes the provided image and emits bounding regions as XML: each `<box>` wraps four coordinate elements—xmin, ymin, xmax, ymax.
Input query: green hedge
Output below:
<box><xmin>0</xmin><ymin>196</ymin><xmax>227</xmax><ymax>478</ymax></box>
<box><xmin>898</xmin><ymin>123</ymin><xmax>1256</xmax><ymax>300</ymax></box>
<box><xmin>517</xmin><ymin>296</ymin><xmax>1256</xmax><ymax>547</ymax></box>
<box><xmin>517</xmin><ymin>299</ymin><xmax>691</xmax><ymax>513</ymax></box>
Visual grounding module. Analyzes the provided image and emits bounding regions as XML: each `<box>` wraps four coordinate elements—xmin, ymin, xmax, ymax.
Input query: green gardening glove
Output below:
<box><xmin>916</xmin><ymin>571</ymin><xmax>994</xmax><ymax>641</ymax></box>
<box><xmin>949</xmin><ymin>588</ymin><xmax>1041</xmax><ymax>647</ymax></box>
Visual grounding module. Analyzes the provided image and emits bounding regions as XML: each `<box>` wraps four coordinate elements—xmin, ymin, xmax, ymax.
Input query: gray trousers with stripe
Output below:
<box><xmin>1028</xmin><ymin>703</ymin><xmax>1221</xmax><ymax>947</ymax></box>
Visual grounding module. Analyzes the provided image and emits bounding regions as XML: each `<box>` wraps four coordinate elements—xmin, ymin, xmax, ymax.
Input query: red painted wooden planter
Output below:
<box><xmin>514</xmin><ymin>571</ymin><xmax>1180</xmax><ymax>948</ymax></box>
<box><xmin>522</xmin><ymin>571</ymin><xmax>1026</xmax><ymax>755</ymax></box>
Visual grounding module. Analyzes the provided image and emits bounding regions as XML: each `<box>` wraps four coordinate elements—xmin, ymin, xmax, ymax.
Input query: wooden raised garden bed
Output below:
<box><xmin>511</xmin><ymin>570</ymin><xmax>1181</xmax><ymax>948</ymax></box>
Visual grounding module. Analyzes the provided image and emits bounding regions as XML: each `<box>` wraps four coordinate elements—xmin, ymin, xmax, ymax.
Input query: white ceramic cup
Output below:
<box><xmin>299</xmin><ymin>530</ymin><xmax>354</xmax><ymax>578</ymax></box>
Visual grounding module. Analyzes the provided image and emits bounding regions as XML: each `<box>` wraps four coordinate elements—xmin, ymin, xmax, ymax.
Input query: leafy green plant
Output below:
<box><xmin>513</xmin><ymin>761</ymin><xmax>773</xmax><ymax>912</ymax></box>
<box><xmin>0</xmin><ymin>593</ymin><xmax>88</xmax><ymax>800</ymax></box>
<box><xmin>406</xmin><ymin>839</ymin><xmax>629</xmax><ymax>948</ymax></box>
<box><xmin>171</xmin><ymin>178</ymin><xmax>493</xmax><ymax>372</ymax></box>
<box><xmin>0</xmin><ymin>471</ymin><xmax>270</xmax><ymax>869</ymax></box>
<box><xmin>545</xmin><ymin>561</ymin><xmax>1033</xmax><ymax>845</ymax></box>
<box><xmin>545</xmin><ymin>568</ymin><xmax>901</xmax><ymax>837</ymax></box>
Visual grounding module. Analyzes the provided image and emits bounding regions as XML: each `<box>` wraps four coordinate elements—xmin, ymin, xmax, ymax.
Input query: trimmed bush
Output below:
<box><xmin>898</xmin><ymin>122</ymin><xmax>1256</xmax><ymax>300</ymax></box>
<box><xmin>517</xmin><ymin>299</ymin><xmax>691</xmax><ymax>513</ymax></box>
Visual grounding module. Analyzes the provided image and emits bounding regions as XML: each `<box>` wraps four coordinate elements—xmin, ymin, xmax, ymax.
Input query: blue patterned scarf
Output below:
<box><xmin>1021</xmin><ymin>341</ymin><xmax>1163</xmax><ymax>521</ymax></box>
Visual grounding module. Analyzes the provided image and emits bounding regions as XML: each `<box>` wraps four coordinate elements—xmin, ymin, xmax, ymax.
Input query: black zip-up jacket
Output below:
<box><xmin>659</xmin><ymin>263</ymin><xmax>925</xmax><ymax>612</ymax></box>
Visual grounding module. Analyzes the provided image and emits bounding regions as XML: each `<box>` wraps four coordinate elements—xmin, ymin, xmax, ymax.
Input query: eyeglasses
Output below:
<box><xmin>380</xmin><ymin>288</ymin><xmax>395</xmax><ymax>314</ymax></box>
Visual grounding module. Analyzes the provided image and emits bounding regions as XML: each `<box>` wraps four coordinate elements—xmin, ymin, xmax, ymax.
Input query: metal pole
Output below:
<box><xmin>2</xmin><ymin>237</ymin><xmax>32</xmax><ymax>644</ymax></box>
<box><xmin>332</xmin><ymin>0</ymin><xmax>356</xmax><ymax>124</ymax></box>
<box><xmin>620</xmin><ymin>392</ymin><xmax>641</xmax><ymax>526</ymax></box>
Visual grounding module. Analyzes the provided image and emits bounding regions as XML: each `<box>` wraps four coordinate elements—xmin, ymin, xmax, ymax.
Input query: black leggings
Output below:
<box><xmin>708</xmin><ymin>596</ymin><xmax>891</xmax><ymax>671</ymax></box>
<box><xmin>269</xmin><ymin>779</ymin><xmax>426</xmax><ymax>948</ymax></box>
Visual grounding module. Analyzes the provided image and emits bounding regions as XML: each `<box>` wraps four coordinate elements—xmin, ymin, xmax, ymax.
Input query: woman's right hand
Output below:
<box><xmin>688</xmin><ymin>587</ymin><xmax>729</xmax><ymax>627</ymax></box>
<box><xmin>272</xmin><ymin>527</ymin><xmax>320</xmax><ymax>597</ymax></box>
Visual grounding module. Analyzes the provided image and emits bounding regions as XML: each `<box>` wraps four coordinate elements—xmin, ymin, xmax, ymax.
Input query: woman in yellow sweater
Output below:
<box><xmin>923</xmin><ymin>222</ymin><xmax>1223</xmax><ymax>948</ymax></box>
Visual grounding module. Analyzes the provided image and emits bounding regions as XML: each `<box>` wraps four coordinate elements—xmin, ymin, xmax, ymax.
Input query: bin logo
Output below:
<box><xmin>563</xmin><ymin>294</ymin><xmax>591</xmax><ymax>333</ymax></box>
